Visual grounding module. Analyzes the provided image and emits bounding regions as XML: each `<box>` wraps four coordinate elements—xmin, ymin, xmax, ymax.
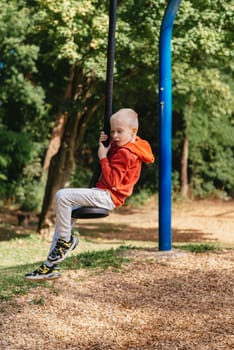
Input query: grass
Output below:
<box><xmin>0</xmin><ymin>220</ymin><xmax>230</xmax><ymax>302</ymax></box>
<box><xmin>63</xmin><ymin>245</ymin><xmax>130</xmax><ymax>271</ymax></box>
<box><xmin>0</xmin><ymin>245</ymin><xmax>133</xmax><ymax>302</ymax></box>
<box><xmin>0</xmin><ymin>238</ymin><xmax>222</xmax><ymax>302</ymax></box>
<box><xmin>174</xmin><ymin>243</ymin><xmax>217</xmax><ymax>253</ymax></box>
<box><xmin>0</xmin><ymin>229</ymin><xmax>142</xmax><ymax>302</ymax></box>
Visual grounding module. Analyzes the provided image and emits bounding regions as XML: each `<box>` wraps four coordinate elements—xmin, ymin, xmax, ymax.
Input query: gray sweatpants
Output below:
<box><xmin>47</xmin><ymin>187</ymin><xmax>115</xmax><ymax>261</ymax></box>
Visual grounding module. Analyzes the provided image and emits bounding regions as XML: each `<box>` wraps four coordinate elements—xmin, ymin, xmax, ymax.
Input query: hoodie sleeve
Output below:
<box><xmin>99</xmin><ymin>148</ymin><xmax>136</xmax><ymax>189</ymax></box>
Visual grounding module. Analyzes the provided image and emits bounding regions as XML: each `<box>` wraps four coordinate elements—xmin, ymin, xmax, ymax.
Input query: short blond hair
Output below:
<box><xmin>110</xmin><ymin>108</ymin><xmax>139</xmax><ymax>130</ymax></box>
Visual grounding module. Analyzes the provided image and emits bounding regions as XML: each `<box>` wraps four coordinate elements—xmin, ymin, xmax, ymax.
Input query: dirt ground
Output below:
<box><xmin>78</xmin><ymin>198</ymin><xmax>234</xmax><ymax>246</ymax></box>
<box><xmin>0</xmin><ymin>199</ymin><xmax>233</xmax><ymax>350</ymax></box>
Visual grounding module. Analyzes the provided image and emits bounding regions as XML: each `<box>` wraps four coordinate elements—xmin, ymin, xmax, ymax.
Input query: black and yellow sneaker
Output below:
<box><xmin>48</xmin><ymin>235</ymin><xmax>79</xmax><ymax>264</ymax></box>
<box><xmin>25</xmin><ymin>263</ymin><xmax>61</xmax><ymax>282</ymax></box>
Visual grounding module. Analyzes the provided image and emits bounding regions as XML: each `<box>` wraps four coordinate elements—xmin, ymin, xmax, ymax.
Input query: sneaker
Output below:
<box><xmin>25</xmin><ymin>263</ymin><xmax>61</xmax><ymax>282</ymax></box>
<box><xmin>48</xmin><ymin>235</ymin><xmax>79</xmax><ymax>264</ymax></box>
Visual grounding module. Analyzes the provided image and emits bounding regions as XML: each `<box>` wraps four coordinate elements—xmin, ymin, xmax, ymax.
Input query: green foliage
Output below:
<box><xmin>71</xmin><ymin>162</ymin><xmax>93</xmax><ymax>188</ymax></box>
<box><xmin>15</xmin><ymin>180</ymin><xmax>44</xmax><ymax>212</ymax></box>
<box><xmin>63</xmin><ymin>245</ymin><xmax>130</xmax><ymax>271</ymax></box>
<box><xmin>0</xmin><ymin>126</ymin><xmax>44</xmax><ymax>208</ymax></box>
<box><xmin>172</xmin><ymin>0</ymin><xmax>234</xmax><ymax>198</ymax></box>
<box><xmin>0</xmin><ymin>244</ymin><xmax>131</xmax><ymax>301</ymax></box>
<box><xmin>125</xmin><ymin>188</ymin><xmax>152</xmax><ymax>207</ymax></box>
<box><xmin>0</xmin><ymin>0</ymin><xmax>233</xmax><ymax>205</ymax></box>
<box><xmin>0</xmin><ymin>0</ymin><xmax>47</xmax><ymax>134</ymax></box>
<box><xmin>0</xmin><ymin>127</ymin><xmax>33</xmax><ymax>197</ymax></box>
<box><xmin>177</xmin><ymin>243</ymin><xmax>216</xmax><ymax>253</ymax></box>
<box><xmin>0</xmin><ymin>272</ymin><xmax>30</xmax><ymax>302</ymax></box>
<box><xmin>14</xmin><ymin>150</ymin><xmax>45</xmax><ymax>211</ymax></box>
<box><xmin>0</xmin><ymin>0</ymin><xmax>50</xmax><ymax>207</ymax></box>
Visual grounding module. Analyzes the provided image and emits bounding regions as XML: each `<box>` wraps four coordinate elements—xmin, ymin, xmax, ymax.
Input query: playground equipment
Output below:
<box><xmin>158</xmin><ymin>0</ymin><xmax>182</xmax><ymax>250</ymax></box>
<box><xmin>72</xmin><ymin>0</ymin><xmax>117</xmax><ymax>220</ymax></box>
<box><xmin>73</xmin><ymin>0</ymin><xmax>182</xmax><ymax>253</ymax></box>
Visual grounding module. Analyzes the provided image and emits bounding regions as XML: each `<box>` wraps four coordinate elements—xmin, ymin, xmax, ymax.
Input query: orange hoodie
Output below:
<box><xmin>96</xmin><ymin>136</ymin><xmax>155</xmax><ymax>207</ymax></box>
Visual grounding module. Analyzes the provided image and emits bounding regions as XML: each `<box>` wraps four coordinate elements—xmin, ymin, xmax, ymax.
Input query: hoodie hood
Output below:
<box><xmin>121</xmin><ymin>136</ymin><xmax>155</xmax><ymax>163</ymax></box>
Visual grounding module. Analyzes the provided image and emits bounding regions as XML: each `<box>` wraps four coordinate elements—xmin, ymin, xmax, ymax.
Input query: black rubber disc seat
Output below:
<box><xmin>71</xmin><ymin>207</ymin><xmax>109</xmax><ymax>219</ymax></box>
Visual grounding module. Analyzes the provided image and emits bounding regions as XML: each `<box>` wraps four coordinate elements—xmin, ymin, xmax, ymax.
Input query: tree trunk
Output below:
<box><xmin>42</xmin><ymin>114</ymin><xmax>68</xmax><ymax>172</ymax></box>
<box><xmin>37</xmin><ymin>102</ymin><xmax>102</xmax><ymax>233</ymax></box>
<box><xmin>37</xmin><ymin>110</ymin><xmax>80</xmax><ymax>232</ymax></box>
<box><xmin>37</xmin><ymin>64</ymin><xmax>104</xmax><ymax>233</ymax></box>
<box><xmin>181</xmin><ymin>134</ymin><xmax>189</xmax><ymax>198</ymax></box>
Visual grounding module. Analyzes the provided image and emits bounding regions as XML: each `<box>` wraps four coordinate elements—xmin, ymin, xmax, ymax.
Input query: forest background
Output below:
<box><xmin>0</xmin><ymin>0</ymin><xmax>233</xmax><ymax>231</ymax></box>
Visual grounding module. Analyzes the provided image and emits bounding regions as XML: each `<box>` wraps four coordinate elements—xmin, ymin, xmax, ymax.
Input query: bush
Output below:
<box><xmin>15</xmin><ymin>180</ymin><xmax>44</xmax><ymax>212</ymax></box>
<box><xmin>125</xmin><ymin>188</ymin><xmax>151</xmax><ymax>207</ymax></box>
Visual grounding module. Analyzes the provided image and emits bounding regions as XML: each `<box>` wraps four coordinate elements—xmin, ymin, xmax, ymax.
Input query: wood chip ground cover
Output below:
<box><xmin>0</xmin><ymin>199</ymin><xmax>233</xmax><ymax>349</ymax></box>
<box><xmin>0</xmin><ymin>249</ymin><xmax>233</xmax><ymax>349</ymax></box>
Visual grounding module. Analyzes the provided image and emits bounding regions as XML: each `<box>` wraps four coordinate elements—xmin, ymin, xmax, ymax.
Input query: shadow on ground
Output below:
<box><xmin>0</xmin><ymin>207</ymin><xmax>216</xmax><ymax>243</ymax></box>
<box><xmin>77</xmin><ymin>222</ymin><xmax>215</xmax><ymax>243</ymax></box>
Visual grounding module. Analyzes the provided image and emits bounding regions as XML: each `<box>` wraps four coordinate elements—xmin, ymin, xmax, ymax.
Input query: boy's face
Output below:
<box><xmin>110</xmin><ymin>117</ymin><xmax>136</xmax><ymax>147</ymax></box>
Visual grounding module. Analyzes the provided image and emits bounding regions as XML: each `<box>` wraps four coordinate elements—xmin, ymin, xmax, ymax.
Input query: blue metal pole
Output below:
<box><xmin>158</xmin><ymin>0</ymin><xmax>182</xmax><ymax>251</ymax></box>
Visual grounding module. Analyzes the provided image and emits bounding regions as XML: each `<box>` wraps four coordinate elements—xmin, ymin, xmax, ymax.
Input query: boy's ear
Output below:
<box><xmin>132</xmin><ymin>128</ymin><xmax>138</xmax><ymax>133</ymax></box>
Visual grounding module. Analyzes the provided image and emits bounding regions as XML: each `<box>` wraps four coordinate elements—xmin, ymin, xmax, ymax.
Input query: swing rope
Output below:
<box><xmin>89</xmin><ymin>0</ymin><xmax>117</xmax><ymax>187</ymax></box>
<box><xmin>103</xmin><ymin>0</ymin><xmax>118</xmax><ymax>139</ymax></box>
<box><xmin>72</xmin><ymin>0</ymin><xmax>118</xmax><ymax>219</ymax></box>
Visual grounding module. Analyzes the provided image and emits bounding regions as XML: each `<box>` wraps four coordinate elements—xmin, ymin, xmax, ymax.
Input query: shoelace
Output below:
<box><xmin>37</xmin><ymin>264</ymin><xmax>48</xmax><ymax>273</ymax></box>
<box><xmin>57</xmin><ymin>239</ymin><xmax>71</xmax><ymax>248</ymax></box>
<box><xmin>50</xmin><ymin>246</ymin><xmax>62</xmax><ymax>258</ymax></box>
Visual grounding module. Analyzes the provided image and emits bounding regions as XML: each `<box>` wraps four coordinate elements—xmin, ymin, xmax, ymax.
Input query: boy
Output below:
<box><xmin>25</xmin><ymin>108</ymin><xmax>154</xmax><ymax>281</ymax></box>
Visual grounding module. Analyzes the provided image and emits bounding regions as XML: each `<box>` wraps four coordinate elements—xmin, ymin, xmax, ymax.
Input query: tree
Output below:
<box><xmin>0</xmin><ymin>0</ymin><xmax>233</xmax><ymax>225</ymax></box>
<box><xmin>172</xmin><ymin>0</ymin><xmax>234</xmax><ymax>197</ymax></box>
<box><xmin>32</xmin><ymin>0</ymin><xmax>110</xmax><ymax>230</ymax></box>
<box><xmin>0</xmin><ymin>0</ymin><xmax>47</xmax><ymax>204</ymax></box>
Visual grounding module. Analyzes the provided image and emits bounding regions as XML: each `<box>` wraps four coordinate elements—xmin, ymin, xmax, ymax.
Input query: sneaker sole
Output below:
<box><xmin>48</xmin><ymin>236</ymin><xmax>79</xmax><ymax>264</ymax></box>
<box><xmin>25</xmin><ymin>272</ymin><xmax>61</xmax><ymax>282</ymax></box>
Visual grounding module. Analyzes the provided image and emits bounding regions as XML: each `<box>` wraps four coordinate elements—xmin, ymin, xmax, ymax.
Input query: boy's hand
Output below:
<box><xmin>98</xmin><ymin>131</ymin><xmax>111</xmax><ymax>160</ymax></box>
